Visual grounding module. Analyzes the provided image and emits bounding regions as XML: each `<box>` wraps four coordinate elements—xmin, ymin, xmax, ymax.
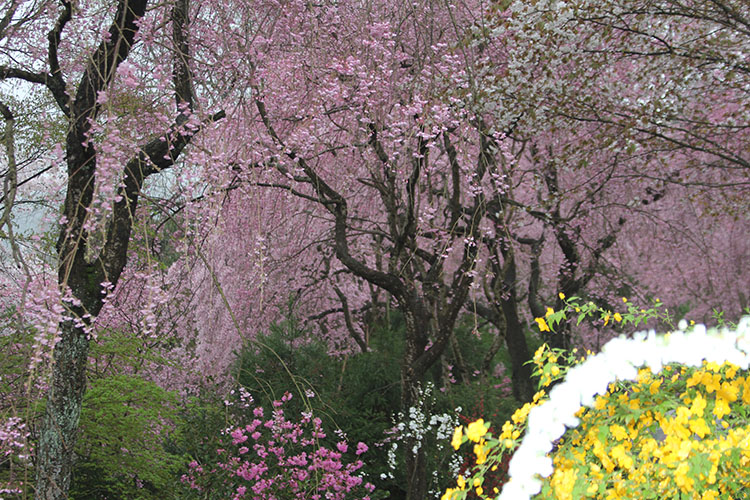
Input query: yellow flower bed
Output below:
<box><xmin>445</xmin><ymin>316</ymin><xmax>750</xmax><ymax>500</ymax></box>
<box><xmin>540</xmin><ymin>361</ymin><xmax>750</xmax><ymax>499</ymax></box>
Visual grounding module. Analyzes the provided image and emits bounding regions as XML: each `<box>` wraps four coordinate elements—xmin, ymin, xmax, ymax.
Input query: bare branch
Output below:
<box><xmin>0</xmin><ymin>99</ymin><xmax>29</xmax><ymax>277</ymax></box>
<box><xmin>0</xmin><ymin>66</ymin><xmax>48</xmax><ymax>84</ymax></box>
<box><xmin>46</xmin><ymin>0</ymin><xmax>72</xmax><ymax>114</ymax></box>
<box><xmin>256</xmin><ymin>96</ymin><xmax>406</xmax><ymax>298</ymax></box>
<box><xmin>332</xmin><ymin>285</ymin><xmax>368</xmax><ymax>353</ymax></box>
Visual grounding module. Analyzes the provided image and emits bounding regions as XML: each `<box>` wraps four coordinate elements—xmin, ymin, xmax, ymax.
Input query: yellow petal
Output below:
<box><xmin>451</xmin><ymin>425</ymin><xmax>463</xmax><ymax>450</ymax></box>
<box><xmin>535</xmin><ymin>317</ymin><xmax>550</xmax><ymax>332</ymax></box>
<box><xmin>466</xmin><ymin>419</ymin><xmax>488</xmax><ymax>442</ymax></box>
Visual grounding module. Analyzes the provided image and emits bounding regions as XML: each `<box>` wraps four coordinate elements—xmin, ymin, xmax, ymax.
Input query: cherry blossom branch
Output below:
<box><xmin>70</xmin><ymin>0</ymin><xmax>147</xmax><ymax>135</ymax></box>
<box><xmin>98</xmin><ymin>0</ymin><xmax>225</xmax><ymax>287</ymax></box>
<box><xmin>255</xmin><ymin>96</ymin><xmax>406</xmax><ymax>298</ymax></box>
<box><xmin>0</xmin><ymin>0</ymin><xmax>18</xmax><ymax>40</ymax></box>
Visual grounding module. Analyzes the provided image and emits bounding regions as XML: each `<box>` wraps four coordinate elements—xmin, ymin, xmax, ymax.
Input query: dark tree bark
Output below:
<box><xmin>495</xmin><ymin>248</ymin><xmax>536</xmax><ymax>403</ymax></box>
<box><xmin>474</xmin><ymin>235</ymin><xmax>537</xmax><ymax>403</ymax></box>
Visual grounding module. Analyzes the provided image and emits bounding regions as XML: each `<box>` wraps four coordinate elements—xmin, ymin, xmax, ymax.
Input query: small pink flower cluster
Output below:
<box><xmin>1</xmin><ymin>417</ymin><xmax>29</xmax><ymax>460</ymax></box>
<box><xmin>181</xmin><ymin>392</ymin><xmax>375</xmax><ymax>500</ymax></box>
<box><xmin>1</xmin><ymin>416</ymin><xmax>31</xmax><ymax>495</ymax></box>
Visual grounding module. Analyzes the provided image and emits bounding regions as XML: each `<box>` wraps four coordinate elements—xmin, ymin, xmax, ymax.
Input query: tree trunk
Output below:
<box><xmin>500</xmin><ymin>297</ymin><xmax>536</xmax><ymax>402</ymax></box>
<box><xmin>489</xmin><ymin>241</ymin><xmax>537</xmax><ymax>402</ymax></box>
<box><xmin>401</xmin><ymin>309</ymin><xmax>428</xmax><ymax>500</ymax></box>
<box><xmin>34</xmin><ymin>321</ymin><xmax>90</xmax><ymax>499</ymax></box>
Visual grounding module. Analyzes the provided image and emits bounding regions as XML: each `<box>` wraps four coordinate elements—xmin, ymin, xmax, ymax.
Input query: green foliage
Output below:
<box><xmin>47</xmin><ymin>306</ymin><xmax>524</xmax><ymax>500</ymax></box>
<box><xmin>88</xmin><ymin>327</ymin><xmax>178</xmax><ymax>378</ymax></box>
<box><xmin>164</xmin><ymin>385</ymin><xmax>230</xmax><ymax>484</ymax></box>
<box><xmin>234</xmin><ymin>314</ymin><xmax>342</xmax><ymax>408</ymax></box>
<box><xmin>537</xmin><ymin>295</ymin><xmax>673</xmax><ymax>335</ymax></box>
<box><xmin>70</xmin><ymin>375</ymin><xmax>184</xmax><ymax>500</ymax></box>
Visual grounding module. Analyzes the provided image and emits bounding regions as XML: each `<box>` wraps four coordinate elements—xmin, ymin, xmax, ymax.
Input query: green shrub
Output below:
<box><xmin>70</xmin><ymin>375</ymin><xmax>183</xmax><ymax>500</ymax></box>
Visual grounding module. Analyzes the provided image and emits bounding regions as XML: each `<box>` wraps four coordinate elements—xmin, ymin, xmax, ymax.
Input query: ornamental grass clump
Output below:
<box><xmin>445</xmin><ymin>316</ymin><xmax>750</xmax><ymax>500</ymax></box>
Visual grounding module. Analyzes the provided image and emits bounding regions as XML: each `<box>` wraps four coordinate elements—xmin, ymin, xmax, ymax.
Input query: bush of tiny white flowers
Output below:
<box><xmin>444</xmin><ymin>299</ymin><xmax>750</xmax><ymax>500</ymax></box>
<box><xmin>382</xmin><ymin>382</ymin><xmax>463</xmax><ymax>497</ymax></box>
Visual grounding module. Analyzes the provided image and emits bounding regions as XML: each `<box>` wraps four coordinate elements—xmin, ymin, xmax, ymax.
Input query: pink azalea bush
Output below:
<box><xmin>181</xmin><ymin>392</ymin><xmax>375</xmax><ymax>500</ymax></box>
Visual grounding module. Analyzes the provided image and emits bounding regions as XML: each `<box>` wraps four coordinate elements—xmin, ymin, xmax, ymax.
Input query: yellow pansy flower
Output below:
<box><xmin>689</xmin><ymin>417</ymin><xmax>710</xmax><ymax>438</ymax></box>
<box><xmin>610</xmin><ymin>444</ymin><xmax>633</xmax><ymax>470</ymax></box>
<box><xmin>717</xmin><ymin>381</ymin><xmax>738</xmax><ymax>402</ymax></box>
<box><xmin>701</xmin><ymin>372</ymin><xmax>721</xmax><ymax>393</ymax></box>
<box><xmin>610</xmin><ymin>424</ymin><xmax>628</xmax><ymax>441</ymax></box>
<box><xmin>674</xmin><ymin>462</ymin><xmax>693</xmax><ymax>491</ymax></box>
<box><xmin>713</xmin><ymin>397</ymin><xmax>730</xmax><ymax>419</ymax></box>
<box><xmin>649</xmin><ymin>379</ymin><xmax>662</xmax><ymax>395</ymax></box>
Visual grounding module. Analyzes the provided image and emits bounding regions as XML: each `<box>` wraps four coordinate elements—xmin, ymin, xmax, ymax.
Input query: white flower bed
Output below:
<box><xmin>497</xmin><ymin>317</ymin><xmax>750</xmax><ymax>500</ymax></box>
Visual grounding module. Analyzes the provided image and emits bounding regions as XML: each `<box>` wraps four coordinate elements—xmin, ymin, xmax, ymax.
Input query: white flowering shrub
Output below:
<box><xmin>384</xmin><ymin>382</ymin><xmax>463</xmax><ymax>497</ymax></box>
